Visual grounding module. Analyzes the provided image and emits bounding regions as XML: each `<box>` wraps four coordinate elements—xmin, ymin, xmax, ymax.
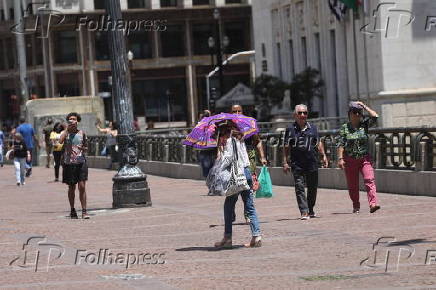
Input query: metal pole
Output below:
<box><xmin>14</xmin><ymin>0</ymin><xmax>29</xmax><ymax>115</ymax></box>
<box><xmin>106</xmin><ymin>0</ymin><xmax>151</xmax><ymax>208</ymax></box>
<box><xmin>215</xmin><ymin>17</ymin><xmax>224</xmax><ymax>98</ymax></box>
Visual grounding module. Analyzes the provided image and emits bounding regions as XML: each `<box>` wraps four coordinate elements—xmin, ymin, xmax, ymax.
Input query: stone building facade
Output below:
<box><xmin>0</xmin><ymin>0</ymin><xmax>253</xmax><ymax>126</ymax></box>
<box><xmin>252</xmin><ymin>0</ymin><xmax>436</xmax><ymax>127</ymax></box>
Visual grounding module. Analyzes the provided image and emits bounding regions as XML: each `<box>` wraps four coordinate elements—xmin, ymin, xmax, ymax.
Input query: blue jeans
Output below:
<box><xmin>223</xmin><ymin>167</ymin><xmax>261</xmax><ymax>237</ymax></box>
<box><xmin>198</xmin><ymin>150</ymin><xmax>215</xmax><ymax>178</ymax></box>
<box><xmin>0</xmin><ymin>144</ymin><xmax>3</xmax><ymax>164</ymax></box>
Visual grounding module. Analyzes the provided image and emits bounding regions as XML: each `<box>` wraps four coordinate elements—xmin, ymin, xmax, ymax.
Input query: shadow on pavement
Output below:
<box><xmin>175</xmin><ymin>245</ymin><xmax>245</xmax><ymax>252</ymax></box>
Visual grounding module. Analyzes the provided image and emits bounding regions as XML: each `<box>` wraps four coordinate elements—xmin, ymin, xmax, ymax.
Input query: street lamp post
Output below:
<box><xmin>166</xmin><ymin>89</ymin><xmax>171</xmax><ymax>128</ymax></box>
<box><xmin>105</xmin><ymin>0</ymin><xmax>151</xmax><ymax>208</ymax></box>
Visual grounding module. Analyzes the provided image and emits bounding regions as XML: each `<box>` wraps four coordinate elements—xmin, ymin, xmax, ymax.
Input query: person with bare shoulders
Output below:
<box><xmin>59</xmin><ymin>112</ymin><xmax>90</xmax><ymax>219</ymax></box>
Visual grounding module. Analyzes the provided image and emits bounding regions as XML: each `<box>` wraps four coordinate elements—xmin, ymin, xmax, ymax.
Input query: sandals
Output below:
<box><xmin>244</xmin><ymin>236</ymin><xmax>262</xmax><ymax>248</ymax></box>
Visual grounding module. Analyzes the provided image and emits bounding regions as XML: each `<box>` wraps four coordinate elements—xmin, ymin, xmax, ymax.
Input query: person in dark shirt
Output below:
<box><xmin>11</xmin><ymin>133</ymin><xmax>30</xmax><ymax>186</ymax></box>
<box><xmin>282</xmin><ymin>104</ymin><xmax>328</xmax><ymax>220</ymax></box>
<box><xmin>42</xmin><ymin>118</ymin><xmax>54</xmax><ymax>168</ymax></box>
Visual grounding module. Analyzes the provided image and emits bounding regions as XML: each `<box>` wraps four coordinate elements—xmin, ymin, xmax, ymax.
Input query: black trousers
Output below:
<box><xmin>53</xmin><ymin>151</ymin><xmax>62</xmax><ymax>179</ymax></box>
<box><xmin>292</xmin><ymin>169</ymin><xmax>318</xmax><ymax>215</ymax></box>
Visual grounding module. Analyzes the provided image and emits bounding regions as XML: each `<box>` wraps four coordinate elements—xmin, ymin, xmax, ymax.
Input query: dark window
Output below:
<box><xmin>262</xmin><ymin>60</ymin><xmax>268</xmax><ymax>72</ymax></box>
<box><xmin>35</xmin><ymin>37</ymin><xmax>43</xmax><ymax>65</ymax></box>
<box><xmin>261</xmin><ymin>43</ymin><xmax>266</xmax><ymax>57</ymax></box>
<box><xmin>57</xmin><ymin>73</ymin><xmax>81</xmax><ymax>97</ymax></box>
<box><xmin>94</xmin><ymin>0</ymin><xmax>105</xmax><ymax>9</ymax></box>
<box><xmin>128</xmin><ymin>0</ymin><xmax>147</xmax><ymax>8</ymax></box>
<box><xmin>289</xmin><ymin>39</ymin><xmax>294</xmax><ymax>79</ymax></box>
<box><xmin>0</xmin><ymin>9</ymin><xmax>4</xmax><ymax>21</ymax></box>
<box><xmin>0</xmin><ymin>40</ymin><xmax>4</xmax><ymax>70</ymax></box>
<box><xmin>53</xmin><ymin>31</ymin><xmax>78</xmax><ymax>64</ymax></box>
<box><xmin>5</xmin><ymin>38</ymin><xmax>15</xmax><ymax>69</ymax></box>
<box><xmin>192</xmin><ymin>23</ymin><xmax>214</xmax><ymax>55</ymax></box>
<box><xmin>301</xmin><ymin>36</ymin><xmax>307</xmax><ymax>68</ymax></box>
<box><xmin>314</xmin><ymin>33</ymin><xmax>322</xmax><ymax>71</ymax></box>
<box><xmin>160</xmin><ymin>25</ymin><xmax>185</xmax><ymax>57</ymax></box>
<box><xmin>330</xmin><ymin>29</ymin><xmax>339</xmax><ymax>117</ymax></box>
<box><xmin>226</xmin><ymin>0</ymin><xmax>243</xmax><ymax>3</ymax></box>
<box><xmin>132</xmin><ymin>78</ymin><xmax>187</xmax><ymax>122</ymax></box>
<box><xmin>276</xmin><ymin>42</ymin><xmax>282</xmax><ymax>78</ymax></box>
<box><xmin>160</xmin><ymin>0</ymin><xmax>177</xmax><ymax>7</ymax></box>
<box><xmin>128</xmin><ymin>31</ymin><xmax>152</xmax><ymax>59</ymax></box>
<box><xmin>25</xmin><ymin>35</ymin><xmax>34</xmax><ymax>66</ymax></box>
<box><xmin>193</xmin><ymin>0</ymin><xmax>210</xmax><ymax>5</ymax></box>
<box><xmin>223</xmin><ymin>21</ymin><xmax>248</xmax><ymax>54</ymax></box>
<box><xmin>95</xmin><ymin>31</ymin><xmax>110</xmax><ymax>61</ymax></box>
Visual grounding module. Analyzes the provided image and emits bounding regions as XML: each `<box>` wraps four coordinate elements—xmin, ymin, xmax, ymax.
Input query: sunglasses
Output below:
<box><xmin>232</xmin><ymin>110</ymin><xmax>242</xmax><ymax>113</ymax></box>
<box><xmin>297</xmin><ymin>111</ymin><xmax>308</xmax><ymax>115</ymax></box>
<box><xmin>351</xmin><ymin>110</ymin><xmax>362</xmax><ymax>115</ymax></box>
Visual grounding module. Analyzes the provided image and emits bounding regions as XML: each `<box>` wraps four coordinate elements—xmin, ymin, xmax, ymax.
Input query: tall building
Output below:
<box><xmin>0</xmin><ymin>0</ymin><xmax>253</xmax><ymax>126</ymax></box>
<box><xmin>252</xmin><ymin>0</ymin><xmax>436</xmax><ymax>127</ymax></box>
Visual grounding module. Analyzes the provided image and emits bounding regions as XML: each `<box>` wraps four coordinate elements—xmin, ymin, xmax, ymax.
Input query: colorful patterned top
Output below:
<box><xmin>337</xmin><ymin>117</ymin><xmax>377</xmax><ymax>159</ymax></box>
<box><xmin>63</xmin><ymin>130</ymin><xmax>87</xmax><ymax>164</ymax></box>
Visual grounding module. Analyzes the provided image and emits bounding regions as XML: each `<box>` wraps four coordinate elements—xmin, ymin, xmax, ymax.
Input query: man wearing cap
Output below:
<box><xmin>283</xmin><ymin>104</ymin><xmax>328</xmax><ymax>220</ymax></box>
<box><xmin>336</xmin><ymin>101</ymin><xmax>380</xmax><ymax>214</ymax></box>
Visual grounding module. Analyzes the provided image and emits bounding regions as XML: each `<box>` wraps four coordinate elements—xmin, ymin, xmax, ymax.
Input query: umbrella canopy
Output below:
<box><xmin>183</xmin><ymin>113</ymin><xmax>259</xmax><ymax>149</ymax></box>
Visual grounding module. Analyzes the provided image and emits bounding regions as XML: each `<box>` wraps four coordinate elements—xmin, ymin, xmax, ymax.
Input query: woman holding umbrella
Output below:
<box><xmin>184</xmin><ymin>113</ymin><xmax>262</xmax><ymax>248</ymax></box>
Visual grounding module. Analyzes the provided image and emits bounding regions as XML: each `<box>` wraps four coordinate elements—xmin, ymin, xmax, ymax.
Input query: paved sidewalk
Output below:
<box><xmin>1</xmin><ymin>165</ymin><xmax>436</xmax><ymax>289</ymax></box>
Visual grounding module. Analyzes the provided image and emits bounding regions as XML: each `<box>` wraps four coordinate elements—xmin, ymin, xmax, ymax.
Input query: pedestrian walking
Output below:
<box><xmin>212</xmin><ymin>122</ymin><xmax>262</xmax><ymax>248</ymax></box>
<box><xmin>282</xmin><ymin>104</ymin><xmax>328</xmax><ymax>220</ymax></box>
<box><xmin>42</xmin><ymin>118</ymin><xmax>54</xmax><ymax>168</ymax></box>
<box><xmin>16</xmin><ymin>117</ymin><xmax>38</xmax><ymax>177</ymax></box>
<box><xmin>96</xmin><ymin>120</ymin><xmax>118</xmax><ymax>170</ymax></box>
<box><xmin>197</xmin><ymin>110</ymin><xmax>217</xmax><ymax>193</ymax></box>
<box><xmin>230</xmin><ymin>104</ymin><xmax>267</xmax><ymax>223</ymax></box>
<box><xmin>50</xmin><ymin>122</ymin><xmax>65</xmax><ymax>182</ymax></box>
<box><xmin>337</xmin><ymin>101</ymin><xmax>380</xmax><ymax>214</ymax></box>
<box><xmin>11</xmin><ymin>133</ymin><xmax>30</xmax><ymax>186</ymax></box>
<box><xmin>59</xmin><ymin>112</ymin><xmax>90</xmax><ymax>219</ymax></box>
<box><xmin>0</xmin><ymin>127</ymin><xmax>4</xmax><ymax>167</ymax></box>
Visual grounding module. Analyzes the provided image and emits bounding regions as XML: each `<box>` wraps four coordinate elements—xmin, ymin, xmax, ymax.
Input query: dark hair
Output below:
<box><xmin>66</xmin><ymin>112</ymin><xmax>81</xmax><ymax>122</ymax></box>
<box><xmin>19</xmin><ymin>117</ymin><xmax>26</xmax><ymax>124</ymax></box>
<box><xmin>111</xmin><ymin>121</ymin><xmax>118</xmax><ymax>130</ymax></box>
<box><xmin>47</xmin><ymin>118</ymin><xmax>53</xmax><ymax>124</ymax></box>
<box><xmin>54</xmin><ymin>122</ymin><xmax>64</xmax><ymax>133</ymax></box>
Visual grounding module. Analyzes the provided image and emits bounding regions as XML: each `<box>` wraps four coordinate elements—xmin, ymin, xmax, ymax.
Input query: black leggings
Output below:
<box><xmin>53</xmin><ymin>151</ymin><xmax>62</xmax><ymax>179</ymax></box>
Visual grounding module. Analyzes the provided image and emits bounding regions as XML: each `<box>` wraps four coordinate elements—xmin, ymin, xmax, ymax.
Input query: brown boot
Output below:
<box><xmin>214</xmin><ymin>237</ymin><xmax>232</xmax><ymax>248</ymax></box>
<box><xmin>244</xmin><ymin>236</ymin><xmax>262</xmax><ymax>248</ymax></box>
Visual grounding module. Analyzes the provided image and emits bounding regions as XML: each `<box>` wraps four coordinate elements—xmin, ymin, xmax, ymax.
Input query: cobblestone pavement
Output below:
<box><xmin>0</xmin><ymin>165</ymin><xmax>436</xmax><ymax>289</ymax></box>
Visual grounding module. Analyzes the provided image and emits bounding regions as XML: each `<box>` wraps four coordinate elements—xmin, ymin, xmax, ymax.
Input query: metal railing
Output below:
<box><xmin>88</xmin><ymin>127</ymin><xmax>436</xmax><ymax>172</ymax></box>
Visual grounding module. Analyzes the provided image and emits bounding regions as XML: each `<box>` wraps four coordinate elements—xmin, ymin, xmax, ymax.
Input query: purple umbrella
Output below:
<box><xmin>183</xmin><ymin>113</ymin><xmax>259</xmax><ymax>149</ymax></box>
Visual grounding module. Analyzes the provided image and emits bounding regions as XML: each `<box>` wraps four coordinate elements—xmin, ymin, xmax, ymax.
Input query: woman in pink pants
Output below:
<box><xmin>337</xmin><ymin>101</ymin><xmax>380</xmax><ymax>214</ymax></box>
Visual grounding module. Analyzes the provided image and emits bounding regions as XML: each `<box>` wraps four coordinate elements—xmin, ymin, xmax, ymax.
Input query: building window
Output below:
<box><xmin>95</xmin><ymin>32</ymin><xmax>110</xmax><ymax>61</ymax></box>
<box><xmin>54</xmin><ymin>31</ymin><xmax>78</xmax><ymax>64</ymax></box>
<box><xmin>5</xmin><ymin>38</ymin><xmax>15</xmax><ymax>69</ymax></box>
<box><xmin>193</xmin><ymin>0</ymin><xmax>210</xmax><ymax>5</ymax></box>
<box><xmin>94</xmin><ymin>0</ymin><xmax>105</xmax><ymax>9</ymax></box>
<box><xmin>261</xmin><ymin>43</ymin><xmax>266</xmax><ymax>57</ymax></box>
<box><xmin>330</xmin><ymin>29</ymin><xmax>339</xmax><ymax>117</ymax></box>
<box><xmin>25</xmin><ymin>35</ymin><xmax>34</xmax><ymax>67</ymax></box>
<box><xmin>57</xmin><ymin>72</ymin><xmax>81</xmax><ymax>97</ymax></box>
<box><xmin>276</xmin><ymin>42</ymin><xmax>282</xmax><ymax>78</ymax></box>
<box><xmin>314</xmin><ymin>32</ymin><xmax>322</xmax><ymax>71</ymax></box>
<box><xmin>289</xmin><ymin>39</ymin><xmax>295</xmax><ymax>79</ymax></box>
<box><xmin>35</xmin><ymin>37</ymin><xmax>43</xmax><ymax>65</ymax></box>
<box><xmin>262</xmin><ymin>60</ymin><xmax>268</xmax><ymax>72</ymax></box>
<box><xmin>192</xmin><ymin>23</ymin><xmax>214</xmax><ymax>55</ymax></box>
<box><xmin>0</xmin><ymin>40</ymin><xmax>4</xmax><ymax>70</ymax></box>
<box><xmin>160</xmin><ymin>0</ymin><xmax>177</xmax><ymax>7</ymax></box>
<box><xmin>128</xmin><ymin>0</ymin><xmax>147</xmax><ymax>8</ymax></box>
<box><xmin>160</xmin><ymin>24</ymin><xmax>185</xmax><ymax>57</ymax></box>
<box><xmin>301</xmin><ymin>36</ymin><xmax>307</xmax><ymax>68</ymax></box>
<box><xmin>226</xmin><ymin>0</ymin><xmax>243</xmax><ymax>3</ymax></box>
<box><xmin>224</xmin><ymin>21</ymin><xmax>248</xmax><ymax>54</ymax></box>
<box><xmin>128</xmin><ymin>31</ymin><xmax>152</xmax><ymax>59</ymax></box>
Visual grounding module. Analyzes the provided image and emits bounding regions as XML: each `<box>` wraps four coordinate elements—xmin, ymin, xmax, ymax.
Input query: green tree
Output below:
<box><xmin>252</xmin><ymin>74</ymin><xmax>290</xmax><ymax>106</ymax></box>
<box><xmin>290</xmin><ymin>67</ymin><xmax>324</xmax><ymax>114</ymax></box>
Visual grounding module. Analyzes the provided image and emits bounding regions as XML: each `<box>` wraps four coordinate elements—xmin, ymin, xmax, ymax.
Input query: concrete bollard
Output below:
<box><xmin>163</xmin><ymin>144</ymin><xmax>170</xmax><ymax>162</ymax></box>
<box><xmin>415</xmin><ymin>141</ymin><xmax>430</xmax><ymax>172</ymax></box>
<box><xmin>375</xmin><ymin>142</ymin><xmax>385</xmax><ymax>169</ymax></box>
<box><xmin>147</xmin><ymin>143</ymin><xmax>153</xmax><ymax>161</ymax></box>
<box><xmin>181</xmin><ymin>145</ymin><xmax>187</xmax><ymax>164</ymax></box>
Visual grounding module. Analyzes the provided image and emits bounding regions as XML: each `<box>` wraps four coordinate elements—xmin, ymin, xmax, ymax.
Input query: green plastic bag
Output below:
<box><xmin>256</xmin><ymin>166</ymin><xmax>273</xmax><ymax>198</ymax></box>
